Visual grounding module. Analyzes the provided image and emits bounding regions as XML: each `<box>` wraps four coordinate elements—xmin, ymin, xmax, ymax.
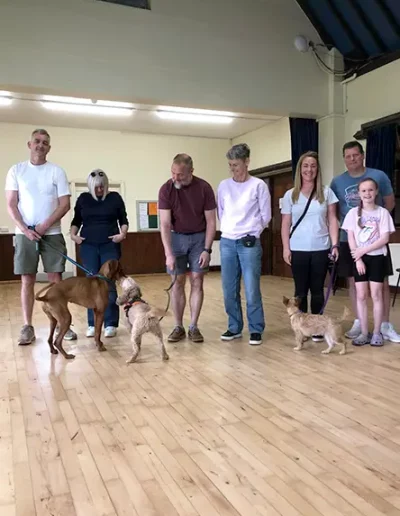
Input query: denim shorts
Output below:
<box><xmin>167</xmin><ymin>231</ymin><xmax>207</xmax><ymax>275</ymax></box>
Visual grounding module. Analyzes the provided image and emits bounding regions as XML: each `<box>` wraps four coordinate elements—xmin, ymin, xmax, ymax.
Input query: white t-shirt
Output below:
<box><xmin>5</xmin><ymin>160</ymin><xmax>71</xmax><ymax>235</ymax></box>
<box><xmin>341</xmin><ymin>206</ymin><xmax>395</xmax><ymax>256</ymax></box>
<box><xmin>281</xmin><ymin>186</ymin><xmax>338</xmax><ymax>251</ymax></box>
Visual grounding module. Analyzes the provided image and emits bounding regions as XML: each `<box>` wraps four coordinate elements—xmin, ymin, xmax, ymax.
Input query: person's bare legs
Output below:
<box><xmin>172</xmin><ymin>274</ymin><xmax>186</xmax><ymax>327</ymax></box>
<box><xmin>168</xmin><ymin>273</ymin><xmax>187</xmax><ymax>342</ymax></box>
<box><xmin>370</xmin><ymin>282</ymin><xmax>383</xmax><ymax>335</ymax></box>
<box><xmin>189</xmin><ymin>272</ymin><xmax>204</xmax><ymax>327</ymax></box>
<box><xmin>21</xmin><ymin>274</ymin><xmax>36</xmax><ymax>325</ymax></box>
<box><xmin>348</xmin><ymin>277</ymin><xmax>358</xmax><ymax>319</ymax></box>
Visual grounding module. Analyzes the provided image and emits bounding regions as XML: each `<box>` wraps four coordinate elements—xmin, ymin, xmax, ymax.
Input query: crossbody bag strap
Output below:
<box><xmin>289</xmin><ymin>185</ymin><xmax>316</xmax><ymax>239</ymax></box>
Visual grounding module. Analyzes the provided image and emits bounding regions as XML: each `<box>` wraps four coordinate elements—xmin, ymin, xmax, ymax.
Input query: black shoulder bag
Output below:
<box><xmin>289</xmin><ymin>185</ymin><xmax>316</xmax><ymax>239</ymax></box>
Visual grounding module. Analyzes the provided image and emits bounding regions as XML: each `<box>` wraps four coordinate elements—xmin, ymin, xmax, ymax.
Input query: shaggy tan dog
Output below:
<box><xmin>116</xmin><ymin>276</ymin><xmax>169</xmax><ymax>364</ymax></box>
<box><xmin>283</xmin><ymin>296</ymin><xmax>350</xmax><ymax>355</ymax></box>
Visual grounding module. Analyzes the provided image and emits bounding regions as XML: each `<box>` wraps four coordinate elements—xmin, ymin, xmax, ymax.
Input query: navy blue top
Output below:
<box><xmin>71</xmin><ymin>192</ymin><xmax>129</xmax><ymax>244</ymax></box>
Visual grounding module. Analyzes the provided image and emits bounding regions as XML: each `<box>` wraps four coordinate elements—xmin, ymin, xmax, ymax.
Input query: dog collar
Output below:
<box><xmin>289</xmin><ymin>310</ymin><xmax>302</xmax><ymax>318</ymax></box>
<box><xmin>124</xmin><ymin>297</ymin><xmax>147</xmax><ymax>317</ymax></box>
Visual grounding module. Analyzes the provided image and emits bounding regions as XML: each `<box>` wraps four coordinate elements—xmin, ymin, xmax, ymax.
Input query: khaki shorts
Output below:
<box><xmin>14</xmin><ymin>234</ymin><xmax>67</xmax><ymax>275</ymax></box>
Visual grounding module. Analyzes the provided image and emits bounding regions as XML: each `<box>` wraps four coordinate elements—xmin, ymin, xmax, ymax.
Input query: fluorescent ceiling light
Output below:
<box><xmin>41</xmin><ymin>101</ymin><xmax>134</xmax><ymax>116</ymax></box>
<box><xmin>158</xmin><ymin>105</ymin><xmax>235</xmax><ymax>117</ymax></box>
<box><xmin>42</xmin><ymin>94</ymin><xmax>133</xmax><ymax>108</ymax></box>
<box><xmin>156</xmin><ymin>111</ymin><xmax>233</xmax><ymax>124</ymax></box>
<box><xmin>0</xmin><ymin>90</ymin><xmax>12</xmax><ymax>97</ymax></box>
<box><xmin>0</xmin><ymin>97</ymin><xmax>12</xmax><ymax>106</ymax></box>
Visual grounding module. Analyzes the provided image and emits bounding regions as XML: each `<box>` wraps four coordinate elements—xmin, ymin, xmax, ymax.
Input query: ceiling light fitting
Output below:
<box><xmin>155</xmin><ymin>111</ymin><xmax>233</xmax><ymax>124</ymax></box>
<box><xmin>41</xmin><ymin>101</ymin><xmax>134</xmax><ymax>116</ymax></box>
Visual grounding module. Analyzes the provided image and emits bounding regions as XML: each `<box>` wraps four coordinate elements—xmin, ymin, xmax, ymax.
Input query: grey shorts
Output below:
<box><xmin>167</xmin><ymin>231</ymin><xmax>208</xmax><ymax>275</ymax></box>
<box><xmin>14</xmin><ymin>233</ymin><xmax>67</xmax><ymax>275</ymax></box>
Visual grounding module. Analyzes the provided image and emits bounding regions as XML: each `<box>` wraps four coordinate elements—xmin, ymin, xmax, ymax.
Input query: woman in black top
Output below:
<box><xmin>70</xmin><ymin>169</ymin><xmax>128</xmax><ymax>338</ymax></box>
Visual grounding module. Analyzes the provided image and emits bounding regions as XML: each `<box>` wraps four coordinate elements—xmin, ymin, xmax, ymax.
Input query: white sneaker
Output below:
<box><xmin>345</xmin><ymin>319</ymin><xmax>361</xmax><ymax>339</ymax></box>
<box><xmin>86</xmin><ymin>326</ymin><xmax>95</xmax><ymax>338</ymax></box>
<box><xmin>381</xmin><ymin>322</ymin><xmax>400</xmax><ymax>343</ymax></box>
<box><xmin>104</xmin><ymin>326</ymin><xmax>117</xmax><ymax>338</ymax></box>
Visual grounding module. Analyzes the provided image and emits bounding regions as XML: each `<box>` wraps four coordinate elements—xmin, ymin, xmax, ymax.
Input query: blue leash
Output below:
<box><xmin>28</xmin><ymin>226</ymin><xmax>112</xmax><ymax>283</ymax></box>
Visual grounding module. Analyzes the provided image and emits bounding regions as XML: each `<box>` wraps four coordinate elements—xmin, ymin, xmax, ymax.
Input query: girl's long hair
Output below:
<box><xmin>357</xmin><ymin>178</ymin><xmax>379</xmax><ymax>229</ymax></box>
<box><xmin>291</xmin><ymin>151</ymin><xmax>325</xmax><ymax>204</ymax></box>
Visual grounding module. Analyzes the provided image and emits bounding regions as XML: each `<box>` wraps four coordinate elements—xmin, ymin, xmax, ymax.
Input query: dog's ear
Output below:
<box><xmin>282</xmin><ymin>296</ymin><xmax>289</xmax><ymax>306</ymax></box>
<box><xmin>100</xmin><ymin>259</ymin><xmax>122</xmax><ymax>280</ymax></box>
<box><xmin>294</xmin><ymin>296</ymin><xmax>302</xmax><ymax>307</ymax></box>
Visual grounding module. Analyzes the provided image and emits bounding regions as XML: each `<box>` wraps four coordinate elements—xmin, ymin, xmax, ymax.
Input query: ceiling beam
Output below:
<box><xmin>375</xmin><ymin>0</ymin><xmax>400</xmax><ymax>39</ymax></box>
<box><xmin>325</xmin><ymin>0</ymin><xmax>369</xmax><ymax>59</ymax></box>
<box><xmin>348</xmin><ymin>0</ymin><xmax>387</xmax><ymax>54</ymax></box>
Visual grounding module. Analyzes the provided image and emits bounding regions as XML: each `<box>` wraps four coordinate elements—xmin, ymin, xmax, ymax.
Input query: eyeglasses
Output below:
<box><xmin>90</xmin><ymin>171</ymin><xmax>104</xmax><ymax>177</ymax></box>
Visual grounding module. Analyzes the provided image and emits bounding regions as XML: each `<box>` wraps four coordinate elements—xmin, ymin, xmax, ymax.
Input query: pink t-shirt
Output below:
<box><xmin>342</xmin><ymin>206</ymin><xmax>395</xmax><ymax>256</ymax></box>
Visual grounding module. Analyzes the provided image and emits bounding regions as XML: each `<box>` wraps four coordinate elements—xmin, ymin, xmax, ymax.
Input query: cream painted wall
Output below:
<box><xmin>344</xmin><ymin>59</ymin><xmax>400</xmax><ymax>143</ymax></box>
<box><xmin>0</xmin><ymin>0</ymin><xmax>328</xmax><ymax>117</ymax></box>
<box><xmin>232</xmin><ymin>118</ymin><xmax>291</xmax><ymax>170</ymax></box>
<box><xmin>0</xmin><ymin>122</ymin><xmax>230</xmax><ymax>272</ymax></box>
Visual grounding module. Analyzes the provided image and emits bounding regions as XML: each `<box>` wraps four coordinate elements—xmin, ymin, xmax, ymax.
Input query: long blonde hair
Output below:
<box><xmin>291</xmin><ymin>151</ymin><xmax>325</xmax><ymax>204</ymax></box>
<box><xmin>87</xmin><ymin>169</ymin><xmax>109</xmax><ymax>201</ymax></box>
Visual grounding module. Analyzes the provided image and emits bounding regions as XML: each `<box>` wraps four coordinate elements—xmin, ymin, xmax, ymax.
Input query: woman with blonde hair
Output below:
<box><xmin>281</xmin><ymin>151</ymin><xmax>339</xmax><ymax>340</ymax></box>
<box><xmin>70</xmin><ymin>169</ymin><xmax>128</xmax><ymax>338</ymax></box>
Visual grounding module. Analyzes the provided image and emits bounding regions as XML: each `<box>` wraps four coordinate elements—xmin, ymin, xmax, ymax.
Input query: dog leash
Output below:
<box><xmin>319</xmin><ymin>259</ymin><xmax>338</xmax><ymax>315</ymax></box>
<box><xmin>28</xmin><ymin>226</ymin><xmax>113</xmax><ymax>284</ymax></box>
<box><xmin>159</xmin><ymin>270</ymin><xmax>177</xmax><ymax>322</ymax></box>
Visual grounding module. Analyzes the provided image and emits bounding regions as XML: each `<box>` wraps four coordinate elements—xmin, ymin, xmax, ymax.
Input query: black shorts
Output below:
<box><xmin>353</xmin><ymin>254</ymin><xmax>386</xmax><ymax>283</ymax></box>
<box><xmin>338</xmin><ymin>241</ymin><xmax>393</xmax><ymax>279</ymax></box>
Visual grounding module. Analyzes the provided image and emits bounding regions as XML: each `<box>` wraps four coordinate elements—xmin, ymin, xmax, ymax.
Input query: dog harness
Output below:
<box><xmin>124</xmin><ymin>297</ymin><xmax>147</xmax><ymax>317</ymax></box>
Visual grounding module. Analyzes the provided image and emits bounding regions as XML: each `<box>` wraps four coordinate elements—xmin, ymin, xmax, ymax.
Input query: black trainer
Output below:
<box><xmin>249</xmin><ymin>333</ymin><xmax>262</xmax><ymax>345</ymax></box>
<box><xmin>220</xmin><ymin>330</ymin><xmax>242</xmax><ymax>341</ymax></box>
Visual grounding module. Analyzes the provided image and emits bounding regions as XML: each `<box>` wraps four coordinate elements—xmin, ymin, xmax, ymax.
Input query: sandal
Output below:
<box><xmin>370</xmin><ymin>332</ymin><xmax>384</xmax><ymax>347</ymax></box>
<box><xmin>352</xmin><ymin>333</ymin><xmax>371</xmax><ymax>346</ymax></box>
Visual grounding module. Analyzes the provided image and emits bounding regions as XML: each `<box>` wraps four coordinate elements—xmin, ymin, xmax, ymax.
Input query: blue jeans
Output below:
<box><xmin>220</xmin><ymin>237</ymin><xmax>265</xmax><ymax>334</ymax></box>
<box><xmin>79</xmin><ymin>241</ymin><xmax>121</xmax><ymax>328</ymax></box>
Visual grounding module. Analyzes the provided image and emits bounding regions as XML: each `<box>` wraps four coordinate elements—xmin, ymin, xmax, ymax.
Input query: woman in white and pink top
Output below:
<box><xmin>217</xmin><ymin>143</ymin><xmax>271</xmax><ymax>346</ymax></box>
<box><xmin>342</xmin><ymin>178</ymin><xmax>395</xmax><ymax>347</ymax></box>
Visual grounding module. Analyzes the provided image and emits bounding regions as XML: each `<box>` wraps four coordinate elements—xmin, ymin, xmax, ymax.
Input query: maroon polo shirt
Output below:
<box><xmin>158</xmin><ymin>176</ymin><xmax>216</xmax><ymax>233</ymax></box>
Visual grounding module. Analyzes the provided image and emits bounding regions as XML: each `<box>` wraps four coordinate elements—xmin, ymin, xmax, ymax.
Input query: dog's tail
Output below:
<box><xmin>35</xmin><ymin>283</ymin><xmax>55</xmax><ymax>302</ymax></box>
<box><xmin>338</xmin><ymin>306</ymin><xmax>351</xmax><ymax>322</ymax></box>
<box><xmin>148</xmin><ymin>307</ymin><xmax>168</xmax><ymax>320</ymax></box>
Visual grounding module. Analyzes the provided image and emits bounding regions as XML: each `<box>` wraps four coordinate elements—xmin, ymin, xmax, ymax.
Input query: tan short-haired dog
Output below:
<box><xmin>283</xmin><ymin>296</ymin><xmax>350</xmax><ymax>355</ymax></box>
<box><xmin>116</xmin><ymin>276</ymin><xmax>169</xmax><ymax>364</ymax></box>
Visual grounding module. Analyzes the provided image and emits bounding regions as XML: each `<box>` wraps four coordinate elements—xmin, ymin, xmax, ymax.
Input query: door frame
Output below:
<box><xmin>250</xmin><ymin>160</ymin><xmax>292</xmax><ymax>276</ymax></box>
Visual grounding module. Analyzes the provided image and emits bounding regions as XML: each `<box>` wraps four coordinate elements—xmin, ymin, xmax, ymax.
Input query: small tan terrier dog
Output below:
<box><xmin>283</xmin><ymin>296</ymin><xmax>350</xmax><ymax>355</ymax></box>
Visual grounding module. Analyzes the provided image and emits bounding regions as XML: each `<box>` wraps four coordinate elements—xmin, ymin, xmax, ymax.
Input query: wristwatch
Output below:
<box><xmin>203</xmin><ymin>248</ymin><xmax>212</xmax><ymax>254</ymax></box>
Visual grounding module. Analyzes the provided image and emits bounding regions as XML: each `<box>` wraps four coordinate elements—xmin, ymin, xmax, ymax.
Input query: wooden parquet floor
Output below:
<box><xmin>1</xmin><ymin>272</ymin><xmax>400</xmax><ymax>516</ymax></box>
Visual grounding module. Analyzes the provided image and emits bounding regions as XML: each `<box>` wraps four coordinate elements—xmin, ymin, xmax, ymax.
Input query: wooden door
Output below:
<box><xmin>270</xmin><ymin>171</ymin><xmax>293</xmax><ymax>277</ymax></box>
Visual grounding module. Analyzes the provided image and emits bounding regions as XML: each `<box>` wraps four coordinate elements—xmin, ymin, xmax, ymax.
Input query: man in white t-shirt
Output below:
<box><xmin>5</xmin><ymin>128</ymin><xmax>77</xmax><ymax>345</ymax></box>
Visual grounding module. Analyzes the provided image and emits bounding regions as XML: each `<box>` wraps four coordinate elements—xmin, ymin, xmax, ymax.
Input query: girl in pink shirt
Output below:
<box><xmin>342</xmin><ymin>178</ymin><xmax>395</xmax><ymax>347</ymax></box>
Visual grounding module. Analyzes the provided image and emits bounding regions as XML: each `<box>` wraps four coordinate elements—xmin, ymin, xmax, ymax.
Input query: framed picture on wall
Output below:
<box><xmin>136</xmin><ymin>200</ymin><xmax>159</xmax><ymax>231</ymax></box>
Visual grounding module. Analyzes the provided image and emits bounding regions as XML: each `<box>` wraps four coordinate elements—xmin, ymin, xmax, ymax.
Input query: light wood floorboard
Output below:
<box><xmin>1</xmin><ymin>272</ymin><xmax>400</xmax><ymax>515</ymax></box>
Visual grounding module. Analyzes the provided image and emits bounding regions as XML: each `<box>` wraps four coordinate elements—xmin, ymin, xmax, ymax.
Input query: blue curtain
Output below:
<box><xmin>365</xmin><ymin>124</ymin><xmax>397</xmax><ymax>180</ymax></box>
<box><xmin>289</xmin><ymin>117</ymin><xmax>319</xmax><ymax>177</ymax></box>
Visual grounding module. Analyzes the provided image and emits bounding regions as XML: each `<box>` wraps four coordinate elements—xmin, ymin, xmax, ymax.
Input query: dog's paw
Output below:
<box><xmin>293</xmin><ymin>346</ymin><xmax>302</xmax><ymax>351</ymax></box>
<box><xmin>339</xmin><ymin>350</ymin><xmax>346</xmax><ymax>355</ymax></box>
<box><xmin>98</xmin><ymin>345</ymin><xmax>107</xmax><ymax>352</ymax></box>
<box><xmin>126</xmin><ymin>357</ymin><xmax>137</xmax><ymax>364</ymax></box>
<box><xmin>66</xmin><ymin>353</ymin><xmax>75</xmax><ymax>359</ymax></box>
<box><xmin>163</xmin><ymin>354</ymin><xmax>169</xmax><ymax>361</ymax></box>
<box><xmin>321</xmin><ymin>349</ymin><xmax>331</xmax><ymax>354</ymax></box>
<box><xmin>50</xmin><ymin>348</ymin><xmax>58</xmax><ymax>355</ymax></box>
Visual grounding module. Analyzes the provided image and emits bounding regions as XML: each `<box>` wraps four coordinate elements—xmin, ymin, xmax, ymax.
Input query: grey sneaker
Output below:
<box><xmin>370</xmin><ymin>332</ymin><xmax>384</xmax><ymax>347</ymax></box>
<box><xmin>345</xmin><ymin>320</ymin><xmax>361</xmax><ymax>339</ymax></box>
<box><xmin>18</xmin><ymin>325</ymin><xmax>36</xmax><ymax>345</ymax></box>
<box><xmin>167</xmin><ymin>326</ymin><xmax>186</xmax><ymax>342</ymax></box>
<box><xmin>55</xmin><ymin>327</ymin><xmax>77</xmax><ymax>340</ymax></box>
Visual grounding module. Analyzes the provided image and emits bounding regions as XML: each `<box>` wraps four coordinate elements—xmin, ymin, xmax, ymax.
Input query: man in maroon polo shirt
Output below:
<box><xmin>158</xmin><ymin>153</ymin><xmax>216</xmax><ymax>343</ymax></box>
